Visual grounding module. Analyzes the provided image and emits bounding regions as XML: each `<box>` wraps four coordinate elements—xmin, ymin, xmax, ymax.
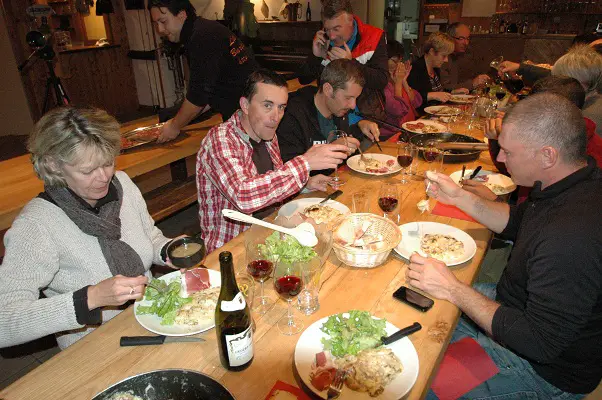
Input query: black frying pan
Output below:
<box><xmin>410</xmin><ymin>133</ymin><xmax>485</xmax><ymax>163</ymax></box>
<box><xmin>92</xmin><ymin>369</ymin><xmax>235</xmax><ymax>400</ymax></box>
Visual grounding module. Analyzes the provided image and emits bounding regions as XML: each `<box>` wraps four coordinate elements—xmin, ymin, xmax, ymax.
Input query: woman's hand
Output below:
<box><xmin>87</xmin><ymin>275</ymin><xmax>148</xmax><ymax>310</ymax></box>
<box><xmin>393</xmin><ymin>61</ymin><xmax>412</xmax><ymax>84</ymax></box>
<box><xmin>484</xmin><ymin>117</ymin><xmax>503</xmax><ymax>140</ymax></box>
<box><xmin>428</xmin><ymin>92</ymin><xmax>452</xmax><ymax>103</ymax></box>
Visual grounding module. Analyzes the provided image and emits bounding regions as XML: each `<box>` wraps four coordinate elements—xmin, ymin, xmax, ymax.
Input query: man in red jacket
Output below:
<box><xmin>297</xmin><ymin>0</ymin><xmax>388</xmax><ymax>122</ymax></box>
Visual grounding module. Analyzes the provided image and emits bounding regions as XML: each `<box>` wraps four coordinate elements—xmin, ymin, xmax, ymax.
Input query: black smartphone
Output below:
<box><xmin>393</xmin><ymin>286</ymin><xmax>434</xmax><ymax>312</ymax></box>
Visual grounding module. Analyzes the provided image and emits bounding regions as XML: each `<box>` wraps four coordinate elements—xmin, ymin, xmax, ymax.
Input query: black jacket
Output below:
<box><xmin>407</xmin><ymin>56</ymin><xmax>443</xmax><ymax>112</ymax></box>
<box><xmin>276</xmin><ymin>86</ymin><xmax>364</xmax><ymax>175</ymax></box>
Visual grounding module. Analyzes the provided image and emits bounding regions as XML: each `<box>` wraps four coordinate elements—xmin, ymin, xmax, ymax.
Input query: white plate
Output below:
<box><xmin>294</xmin><ymin>314</ymin><xmax>419</xmax><ymax>400</ymax></box>
<box><xmin>424</xmin><ymin>105</ymin><xmax>462</xmax><ymax>116</ymax></box>
<box><xmin>134</xmin><ymin>269</ymin><xmax>221</xmax><ymax>336</ymax></box>
<box><xmin>449</xmin><ymin>169</ymin><xmax>516</xmax><ymax>195</ymax></box>
<box><xmin>401</xmin><ymin>120</ymin><xmax>447</xmax><ymax>134</ymax></box>
<box><xmin>394</xmin><ymin>222</ymin><xmax>477</xmax><ymax>266</ymax></box>
<box><xmin>278</xmin><ymin>198</ymin><xmax>350</xmax><ymax>220</ymax></box>
<box><xmin>449</xmin><ymin>94</ymin><xmax>476</xmax><ymax>104</ymax></box>
<box><xmin>346</xmin><ymin>154</ymin><xmax>401</xmax><ymax>176</ymax></box>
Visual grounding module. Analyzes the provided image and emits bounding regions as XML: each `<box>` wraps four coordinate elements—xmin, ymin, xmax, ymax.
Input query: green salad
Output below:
<box><xmin>258</xmin><ymin>231</ymin><xmax>317</xmax><ymax>264</ymax></box>
<box><xmin>136</xmin><ymin>278</ymin><xmax>192</xmax><ymax>325</ymax></box>
<box><xmin>320</xmin><ymin>310</ymin><xmax>387</xmax><ymax>357</ymax></box>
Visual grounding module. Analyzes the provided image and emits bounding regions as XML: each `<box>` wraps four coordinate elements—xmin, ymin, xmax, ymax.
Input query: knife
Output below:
<box><xmin>319</xmin><ymin>190</ymin><xmax>343</xmax><ymax>204</ymax></box>
<box><xmin>469</xmin><ymin>166</ymin><xmax>483</xmax><ymax>180</ymax></box>
<box><xmin>378</xmin><ymin>322</ymin><xmax>422</xmax><ymax>347</ymax></box>
<box><xmin>120</xmin><ymin>335</ymin><xmax>205</xmax><ymax>346</ymax></box>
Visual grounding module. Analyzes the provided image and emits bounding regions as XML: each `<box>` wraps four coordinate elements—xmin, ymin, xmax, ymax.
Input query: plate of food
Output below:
<box><xmin>449</xmin><ymin>169</ymin><xmax>516</xmax><ymax>195</ymax></box>
<box><xmin>346</xmin><ymin>154</ymin><xmax>401</xmax><ymax>176</ymax></box>
<box><xmin>449</xmin><ymin>94</ymin><xmax>476</xmax><ymax>104</ymax></box>
<box><xmin>120</xmin><ymin>123</ymin><xmax>164</xmax><ymax>150</ymax></box>
<box><xmin>402</xmin><ymin>120</ymin><xmax>447</xmax><ymax>134</ymax></box>
<box><xmin>294</xmin><ymin>310</ymin><xmax>419</xmax><ymax>399</ymax></box>
<box><xmin>424</xmin><ymin>106</ymin><xmax>462</xmax><ymax>116</ymax></box>
<box><xmin>278</xmin><ymin>198</ymin><xmax>350</xmax><ymax>227</ymax></box>
<box><xmin>394</xmin><ymin>222</ymin><xmax>477</xmax><ymax>266</ymax></box>
<box><xmin>134</xmin><ymin>268</ymin><xmax>221</xmax><ymax>336</ymax></box>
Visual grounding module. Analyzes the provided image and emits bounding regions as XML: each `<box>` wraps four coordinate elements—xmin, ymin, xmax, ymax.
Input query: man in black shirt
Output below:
<box><xmin>149</xmin><ymin>0</ymin><xmax>258</xmax><ymax>142</ymax></box>
<box><xmin>413</xmin><ymin>93</ymin><xmax>602</xmax><ymax>397</ymax></box>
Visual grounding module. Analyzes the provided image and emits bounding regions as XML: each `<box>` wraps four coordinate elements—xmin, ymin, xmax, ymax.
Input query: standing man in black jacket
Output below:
<box><xmin>414</xmin><ymin>93</ymin><xmax>602</xmax><ymax>398</ymax></box>
<box><xmin>149</xmin><ymin>0</ymin><xmax>258</xmax><ymax>142</ymax></box>
<box><xmin>297</xmin><ymin>0</ymin><xmax>388</xmax><ymax>122</ymax></box>
<box><xmin>278</xmin><ymin>59</ymin><xmax>380</xmax><ymax>175</ymax></box>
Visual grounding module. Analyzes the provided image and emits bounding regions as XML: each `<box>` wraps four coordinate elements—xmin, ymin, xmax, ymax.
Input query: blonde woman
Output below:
<box><xmin>552</xmin><ymin>44</ymin><xmax>602</xmax><ymax>138</ymax></box>
<box><xmin>407</xmin><ymin>32</ymin><xmax>458</xmax><ymax>111</ymax></box>
<box><xmin>0</xmin><ymin>107</ymin><xmax>176</xmax><ymax>350</ymax></box>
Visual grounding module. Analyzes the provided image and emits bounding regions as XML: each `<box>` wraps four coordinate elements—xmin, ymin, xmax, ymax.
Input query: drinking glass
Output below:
<box><xmin>327</xmin><ymin>130</ymin><xmax>349</xmax><ymax>188</ymax></box>
<box><xmin>246</xmin><ymin>241</ymin><xmax>274</xmax><ymax>315</ymax></box>
<box><xmin>297</xmin><ymin>260</ymin><xmax>323</xmax><ymax>315</ymax></box>
<box><xmin>274</xmin><ymin>260</ymin><xmax>304</xmax><ymax>335</ymax></box>
<box><xmin>423</xmin><ymin>142</ymin><xmax>444</xmax><ymax>172</ymax></box>
<box><xmin>378</xmin><ymin>182</ymin><xmax>401</xmax><ymax>220</ymax></box>
<box><xmin>397</xmin><ymin>142</ymin><xmax>417</xmax><ymax>184</ymax></box>
<box><xmin>235</xmin><ymin>272</ymin><xmax>256</xmax><ymax>332</ymax></box>
<box><xmin>351</xmin><ymin>190</ymin><xmax>369</xmax><ymax>213</ymax></box>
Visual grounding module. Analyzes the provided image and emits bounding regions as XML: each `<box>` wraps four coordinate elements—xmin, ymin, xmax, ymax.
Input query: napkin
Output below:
<box><xmin>431</xmin><ymin>337</ymin><xmax>500</xmax><ymax>400</ymax></box>
<box><xmin>431</xmin><ymin>202</ymin><xmax>477</xmax><ymax>223</ymax></box>
<box><xmin>264</xmin><ymin>380</ymin><xmax>311</xmax><ymax>400</ymax></box>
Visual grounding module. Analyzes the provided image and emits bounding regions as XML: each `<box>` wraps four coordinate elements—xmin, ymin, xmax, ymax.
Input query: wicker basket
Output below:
<box><xmin>331</xmin><ymin>213</ymin><xmax>402</xmax><ymax>268</ymax></box>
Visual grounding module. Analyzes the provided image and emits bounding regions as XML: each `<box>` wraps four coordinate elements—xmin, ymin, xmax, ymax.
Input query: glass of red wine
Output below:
<box><xmin>274</xmin><ymin>260</ymin><xmax>304</xmax><ymax>335</ymax></box>
<box><xmin>378</xmin><ymin>182</ymin><xmax>401</xmax><ymax>220</ymax></box>
<box><xmin>246</xmin><ymin>242</ymin><xmax>274</xmax><ymax>315</ymax></box>
<box><xmin>423</xmin><ymin>143</ymin><xmax>444</xmax><ymax>172</ymax></box>
<box><xmin>397</xmin><ymin>142</ymin><xmax>417</xmax><ymax>184</ymax></box>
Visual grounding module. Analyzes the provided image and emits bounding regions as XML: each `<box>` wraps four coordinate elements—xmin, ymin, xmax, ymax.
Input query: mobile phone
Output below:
<box><xmin>393</xmin><ymin>286</ymin><xmax>434</xmax><ymax>312</ymax></box>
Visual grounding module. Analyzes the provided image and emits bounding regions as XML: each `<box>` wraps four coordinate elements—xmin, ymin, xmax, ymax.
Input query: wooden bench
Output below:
<box><xmin>144</xmin><ymin>175</ymin><xmax>198</xmax><ymax>222</ymax></box>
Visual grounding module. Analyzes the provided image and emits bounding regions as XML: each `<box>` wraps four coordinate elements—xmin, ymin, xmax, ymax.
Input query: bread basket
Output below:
<box><xmin>332</xmin><ymin>213</ymin><xmax>402</xmax><ymax>268</ymax></box>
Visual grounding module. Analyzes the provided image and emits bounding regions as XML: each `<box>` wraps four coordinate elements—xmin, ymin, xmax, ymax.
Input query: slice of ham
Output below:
<box><xmin>310</xmin><ymin>351</ymin><xmax>336</xmax><ymax>391</ymax></box>
<box><xmin>180</xmin><ymin>268</ymin><xmax>211</xmax><ymax>297</ymax></box>
<box><xmin>386</xmin><ymin>159</ymin><xmax>395</xmax><ymax>167</ymax></box>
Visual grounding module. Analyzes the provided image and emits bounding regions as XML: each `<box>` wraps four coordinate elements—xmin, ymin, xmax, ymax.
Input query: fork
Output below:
<box><xmin>327</xmin><ymin>369</ymin><xmax>348</xmax><ymax>399</ymax></box>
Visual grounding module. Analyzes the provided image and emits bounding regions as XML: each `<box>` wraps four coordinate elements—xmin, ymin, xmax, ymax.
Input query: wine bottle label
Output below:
<box><xmin>225</xmin><ymin>325</ymin><xmax>254</xmax><ymax>367</ymax></box>
<box><xmin>220</xmin><ymin>292</ymin><xmax>246</xmax><ymax>312</ymax></box>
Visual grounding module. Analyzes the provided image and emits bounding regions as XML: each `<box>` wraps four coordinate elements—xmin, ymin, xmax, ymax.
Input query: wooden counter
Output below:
<box><xmin>0</xmin><ymin>118</ymin><xmax>498</xmax><ymax>399</ymax></box>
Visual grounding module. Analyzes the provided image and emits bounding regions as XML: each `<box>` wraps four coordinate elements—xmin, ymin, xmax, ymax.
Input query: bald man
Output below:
<box><xmin>415</xmin><ymin>94</ymin><xmax>602</xmax><ymax>398</ymax></box>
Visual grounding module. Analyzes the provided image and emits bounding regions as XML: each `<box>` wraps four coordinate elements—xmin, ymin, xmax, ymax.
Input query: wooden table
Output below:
<box><xmin>0</xmin><ymin>79</ymin><xmax>308</xmax><ymax>232</ymax></box>
<box><xmin>0</xmin><ymin>119</ymin><xmax>498</xmax><ymax>400</ymax></box>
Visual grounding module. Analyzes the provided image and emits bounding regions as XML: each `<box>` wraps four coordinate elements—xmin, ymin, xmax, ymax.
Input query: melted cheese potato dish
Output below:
<box><xmin>334</xmin><ymin>348</ymin><xmax>403</xmax><ymax>397</ymax></box>
<box><xmin>485</xmin><ymin>182</ymin><xmax>507</xmax><ymax>195</ymax></box>
<box><xmin>302</xmin><ymin>205</ymin><xmax>343</xmax><ymax>225</ymax></box>
<box><xmin>420</xmin><ymin>234</ymin><xmax>464</xmax><ymax>263</ymax></box>
<box><xmin>175</xmin><ymin>286</ymin><xmax>220</xmax><ymax>325</ymax></box>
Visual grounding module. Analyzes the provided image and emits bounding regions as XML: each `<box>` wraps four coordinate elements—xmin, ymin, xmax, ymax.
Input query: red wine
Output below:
<box><xmin>274</xmin><ymin>275</ymin><xmax>302</xmax><ymax>299</ymax></box>
<box><xmin>378</xmin><ymin>196</ymin><xmax>399</xmax><ymax>212</ymax></box>
<box><xmin>247</xmin><ymin>259</ymin><xmax>273</xmax><ymax>281</ymax></box>
<box><xmin>215</xmin><ymin>252</ymin><xmax>253</xmax><ymax>371</ymax></box>
<box><xmin>424</xmin><ymin>151</ymin><xmax>439</xmax><ymax>162</ymax></box>
<box><xmin>503</xmin><ymin>78</ymin><xmax>524</xmax><ymax>94</ymax></box>
<box><xmin>397</xmin><ymin>155</ymin><xmax>413</xmax><ymax>168</ymax></box>
<box><xmin>495</xmin><ymin>91</ymin><xmax>506</xmax><ymax>100</ymax></box>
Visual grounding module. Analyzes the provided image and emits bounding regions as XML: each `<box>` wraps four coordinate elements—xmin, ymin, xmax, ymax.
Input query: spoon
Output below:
<box><xmin>221</xmin><ymin>209</ymin><xmax>318</xmax><ymax>247</ymax></box>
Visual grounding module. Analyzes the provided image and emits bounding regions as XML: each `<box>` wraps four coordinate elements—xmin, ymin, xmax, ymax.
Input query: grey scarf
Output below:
<box><xmin>44</xmin><ymin>178</ymin><xmax>145</xmax><ymax>277</ymax></box>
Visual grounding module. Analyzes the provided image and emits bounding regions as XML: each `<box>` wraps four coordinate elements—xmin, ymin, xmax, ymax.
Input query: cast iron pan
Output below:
<box><xmin>410</xmin><ymin>133</ymin><xmax>485</xmax><ymax>163</ymax></box>
<box><xmin>92</xmin><ymin>369</ymin><xmax>235</xmax><ymax>400</ymax></box>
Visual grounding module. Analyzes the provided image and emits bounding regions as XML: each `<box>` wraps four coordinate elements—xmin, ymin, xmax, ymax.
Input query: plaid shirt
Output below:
<box><xmin>196</xmin><ymin>111</ymin><xmax>310</xmax><ymax>252</ymax></box>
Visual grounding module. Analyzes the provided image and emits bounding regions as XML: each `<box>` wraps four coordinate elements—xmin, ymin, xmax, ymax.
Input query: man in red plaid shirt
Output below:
<box><xmin>196</xmin><ymin>69</ymin><xmax>351</xmax><ymax>252</ymax></box>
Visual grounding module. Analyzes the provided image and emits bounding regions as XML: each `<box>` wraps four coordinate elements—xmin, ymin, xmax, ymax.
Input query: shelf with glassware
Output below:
<box><xmin>490</xmin><ymin>12</ymin><xmax>599</xmax><ymax>35</ymax></box>
<box><xmin>496</xmin><ymin>0</ymin><xmax>602</xmax><ymax>14</ymax></box>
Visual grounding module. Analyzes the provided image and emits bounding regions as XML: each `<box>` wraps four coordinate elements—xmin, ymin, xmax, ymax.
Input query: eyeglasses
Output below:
<box><xmin>453</xmin><ymin>36</ymin><xmax>471</xmax><ymax>41</ymax></box>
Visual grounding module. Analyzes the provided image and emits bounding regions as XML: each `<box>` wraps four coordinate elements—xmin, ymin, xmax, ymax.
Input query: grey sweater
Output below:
<box><xmin>584</xmin><ymin>93</ymin><xmax>602</xmax><ymax>139</ymax></box>
<box><xmin>0</xmin><ymin>171</ymin><xmax>170</xmax><ymax>349</ymax></box>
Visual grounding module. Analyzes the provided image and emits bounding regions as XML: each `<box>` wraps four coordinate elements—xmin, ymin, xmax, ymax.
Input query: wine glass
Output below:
<box><xmin>397</xmin><ymin>142</ymin><xmax>417</xmax><ymax>184</ymax></box>
<box><xmin>378</xmin><ymin>182</ymin><xmax>401</xmax><ymax>220</ymax></box>
<box><xmin>327</xmin><ymin>130</ymin><xmax>349</xmax><ymax>188</ymax></box>
<box><xmin>273</xmin><ymin>260</ymin><xmax>304</xmax><ymax>335</ymax></box>
<box><xmin>423</xmin><ymin>142</ymin><xmax>444</xmax><ymax>172</ymax></box>
<box><xmin>246</xmin><ymin>242</ymin><xmax>274</xmax><ymax>315</ymax></box>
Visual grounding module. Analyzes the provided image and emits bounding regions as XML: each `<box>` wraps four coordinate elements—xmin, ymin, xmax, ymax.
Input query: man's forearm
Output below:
<box><xmin>172</xmin><ymin>99</ymin><xmax>203</xmax><ymax>130</ymax></box>
<box><xmin>449</xmin><ymin>282</ymin><xmax>500</xmax><ymax>335</ymax></box>
<box><xmin>454</xmin><ymin>191</ymin><xmax>510</xmax><ymax>233</ymax></box>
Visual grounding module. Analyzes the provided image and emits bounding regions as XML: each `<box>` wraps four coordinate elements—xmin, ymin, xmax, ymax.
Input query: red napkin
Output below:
<box><xmin>431</xmin><ymin>202</ymin><xmax>477</xmax><ymax>223</ymax></box>
<box><xmin>431</xmin><ymin>337</ymin><xmax>500</xmax><ymax>400</ymax></box>
<box><xmin>264</xmin><ymin>380</ymin><xmax>311</xmax><ymax>400</ymax></box>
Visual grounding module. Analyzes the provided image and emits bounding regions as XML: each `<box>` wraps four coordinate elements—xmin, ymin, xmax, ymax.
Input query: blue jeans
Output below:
<box><xmin>426</xmin><ymin>283</ymin><xmax>586</xmax><ymax>400</ymax></box>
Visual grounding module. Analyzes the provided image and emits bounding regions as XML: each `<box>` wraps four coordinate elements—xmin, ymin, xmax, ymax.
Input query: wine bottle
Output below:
<box><xmin>215</xmin><ymin>251</ymin><xmax>253</xmax><ymax>371</ymax></box>
<box><xmin>306</xmin><ymin>1</ymin><xmax>311</xmax><ymax>21</ymax></box>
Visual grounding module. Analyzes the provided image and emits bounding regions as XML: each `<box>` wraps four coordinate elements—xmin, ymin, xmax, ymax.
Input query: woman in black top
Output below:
<box><xmin>408</xmin><ymin>32</ymin><xmax>456</xmax><ymax>111</ymax></box>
